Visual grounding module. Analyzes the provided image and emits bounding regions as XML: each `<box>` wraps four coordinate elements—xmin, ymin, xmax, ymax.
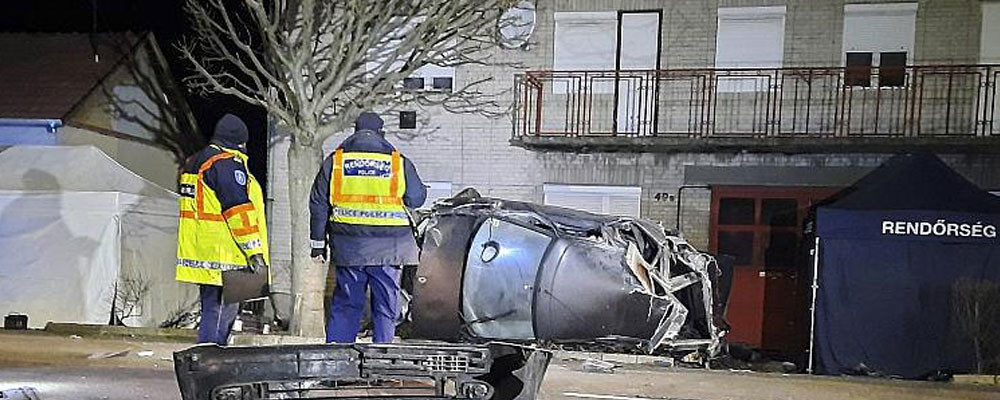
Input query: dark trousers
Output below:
<box><xmin>326</xmin><ymin>265</ymin><xmax>401</xmax><ymax>343</ymax></box>
<box><xmin>198</xmin><ymin>284</ymin><xmax>239</xmax><ymax>345</ymax></box>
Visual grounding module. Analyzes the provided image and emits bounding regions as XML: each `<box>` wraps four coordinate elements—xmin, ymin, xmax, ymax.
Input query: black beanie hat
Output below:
<box><xmin>212</xmin><ymin>113</ymin><xmax>249</xmax><ymax>146</ymax></box>
<box><xmin>355</xmin><ymin>112</ymin><xmax>384</xmax><ymax>134</ymax></box>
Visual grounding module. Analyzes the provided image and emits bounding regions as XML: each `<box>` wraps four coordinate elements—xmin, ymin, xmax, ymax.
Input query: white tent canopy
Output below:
<box><xmin>0</xmin><ymin>146</ymin><xmax>195</xmax><ymax>328</ymax></box>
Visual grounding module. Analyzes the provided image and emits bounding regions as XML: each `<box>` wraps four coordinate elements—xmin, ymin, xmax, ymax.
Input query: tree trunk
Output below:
<box><xmin>287</xmin><ymin>140</ymin><xmax>326</xmax><ymax>337</ymax></box>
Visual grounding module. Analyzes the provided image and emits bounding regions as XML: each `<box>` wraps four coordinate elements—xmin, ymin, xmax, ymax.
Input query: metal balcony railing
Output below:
<box><xmin>512</xmin><ymin>65</ymin><xmax>1000</xmax><ymax>139</ymax></box>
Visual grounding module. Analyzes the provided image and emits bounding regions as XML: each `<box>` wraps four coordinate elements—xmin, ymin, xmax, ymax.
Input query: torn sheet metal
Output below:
<box><xmin>409</xmin><ymin>190</ymin><xmax>728</xmax><ymax>356</ymax></box>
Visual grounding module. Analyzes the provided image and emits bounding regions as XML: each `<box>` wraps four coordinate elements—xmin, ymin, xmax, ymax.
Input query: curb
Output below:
<box><xmin>229</xmin><ymin>334</ymin><xmax>381</xmax><ymax>346</ymax></box>
<box><xmin>229</xmin><ymin>334</ymin><xmax>326</xmax><ymax>346</ymax></box>
<box><xmin>552</xmin><ymin>350</ymin><xmax>675</xmax><ymax>367</ymax></box>
<box><xmin>44</xmin><ymin>322</ymin><xmax>197</xmax><ymax>342</ymax></box>
<box><xmin>953</xmin><ymin>375</ymin><xmax>1000</xmax><ymax>386</ymax></box>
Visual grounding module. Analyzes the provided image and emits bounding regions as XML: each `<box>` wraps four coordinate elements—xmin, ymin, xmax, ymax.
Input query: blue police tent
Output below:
<box><xmin>812</xmin><ymin>154</ymin><xmax>1000</xmax><ymax>378</ymax></box>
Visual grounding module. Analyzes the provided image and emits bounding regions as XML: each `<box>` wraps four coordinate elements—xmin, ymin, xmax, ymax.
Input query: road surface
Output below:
<box><xmin>1</xmin><ymin>331</ymin><xmax>998</xmax><ymax>400</ymax></box>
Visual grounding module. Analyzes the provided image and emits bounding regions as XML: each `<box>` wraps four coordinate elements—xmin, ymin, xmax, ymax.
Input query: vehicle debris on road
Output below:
<box><xmin>87</xmin><ymin>350</ymin><xmax>129</xmax><ymax>359</ymax></box>
<box><xmin>580</xmin><ymin>359</ymin><xmax>618</xmax><ymax>374</ymax></box>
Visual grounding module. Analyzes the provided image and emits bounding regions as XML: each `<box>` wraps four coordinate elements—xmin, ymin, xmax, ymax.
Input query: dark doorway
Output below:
<box><xmin>709</xmin><ymin>187</ymin><xmax>838</xmax><ymax>356</ymax></box>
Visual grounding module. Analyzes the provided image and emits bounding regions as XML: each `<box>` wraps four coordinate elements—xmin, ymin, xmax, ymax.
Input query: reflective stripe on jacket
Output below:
<box><xmin>176</xmin><ymin>146</ymin><xmax>270</xmax><ymax>286</ymax></box>
<box><xmin>329</xmin><ymin>149</ymin><xmax>408</xmax><ymax>226</ymax></box>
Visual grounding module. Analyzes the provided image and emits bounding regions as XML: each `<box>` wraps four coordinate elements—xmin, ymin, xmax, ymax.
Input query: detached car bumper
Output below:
<box><xmin>174</xmin><ymin>342</ymin><xmax>550</xmax><ymax>400</ymax></box>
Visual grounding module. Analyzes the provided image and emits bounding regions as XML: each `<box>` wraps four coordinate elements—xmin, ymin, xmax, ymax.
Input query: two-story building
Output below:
<box><xmin>268</xmin><ymin>0</ymin><xmax>1000</xmax><ymax>358</ymax></box>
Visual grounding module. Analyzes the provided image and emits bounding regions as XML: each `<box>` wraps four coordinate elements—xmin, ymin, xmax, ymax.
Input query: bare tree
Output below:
<box><xmin>180</xmin><ymin>0</ymin><xmax>518</xmax><ymax>335</ymax></box>
<box><xmin>952</xmin><ymin>278</ymin><xmax>1000</xmax><ymax>376</ymax></box>
<box><xmin>109</xmin><ymin>272</ymin><xmax>152</xmax><ymax>326</ymax></box>
<box><xmin>160</xmin><ymin>299</ymin><xmax>201</xmax><ymax>329</ymax></box>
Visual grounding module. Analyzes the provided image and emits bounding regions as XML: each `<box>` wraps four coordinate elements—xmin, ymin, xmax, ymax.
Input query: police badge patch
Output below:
<box><xmin>234</xmin><ymin>170</ymin><xmax>247</xmax><ymax>185</ymax></box>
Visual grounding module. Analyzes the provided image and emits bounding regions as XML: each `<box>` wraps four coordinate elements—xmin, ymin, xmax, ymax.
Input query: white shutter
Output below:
<box><xmin>982</xmin><ymin>2</ymin><xmax>1000</xmax><ymax>64</ymax></box>
<box><xmin>544</xmin><ymin>192</ymin><xmax>606</xmax><ymax>214</ymax></box>
<box><xmin>715</xmin><ymin>7</ymin><xmax>785</xmax><ymax>92</ymax></box>
<box><xmin>543</xmin><ymin>184</ymin><xmax>641</xmax><ymax>217</ymax></box>
<box><xmin>619</xmin><ymin>12</ymin><xmax>660</xmax><ymax>70</ymax></box>
<box><xmin>552</xmin><ymin>12</ymin><xmax>619</xmax><ymax>95</ymax></box>
<box><xmin>715</xmin><ymin>7</ymin><xmax>786</xmax><ymax>69</ymax></box>
<box><xmin>608</xmin><ymin>194</ymin><xmax>641</xmax><ymax>217</ymax></box>
<box><xmin>553</xmin><ymin>12</ymin><xmax>618</xmax><ymax>71</ymax></box>
<box><xmin>843</xmin><ymin>3</ymin><xmax>917</xmax><ymax>64</ymax></box>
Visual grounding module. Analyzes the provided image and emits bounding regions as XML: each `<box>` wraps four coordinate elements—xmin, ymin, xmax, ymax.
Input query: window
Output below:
<box><xmin>432</xmin><ymin>77</ymin><xmax>453</xmax><ymax>92</ymax></box>
<box><xmin>402</xmin><ymin>77</ymin><xmax>424</xmax><ymax>90</ymax></box>
<box><xmin>553</xmin><ymin>12</ymin><xmax>617</xmax><ymax>71</ymax></box>
<box><xmin>543</xmin><ymin>184</ymin><xmax>641</xmax><ymax>217</ymax></box>
<box><xmin>845</xmin><ymin>52</ymin><xmax>873</xmax><ymax>87</ymax></box>
<box><xmin>844</xmin><ymin>51</ymin><xmax>907</xmax><ymax>88</ymax></box>
<box><xmin>843</xmin><ymin>3</ymin><xmax>916</xmax><ymax>87</ymax></box>
<box><xmin>553</xmin><ymin>12</ymin><xmax>618</xmax><ymax>94</ymax></box>
<box><xmin>399</xmin><ymin>65</ymin><xmax>455</xmax><ymax>92</ymax></box>
<box><xmin>718</xmin><ymin>197</ymin><xmax>755</xmax><ymax>225</ymax></box>
<box><xmin>715</xmin><ymin>7</ymin><xmax>786</xmax><ymax>92</ymax></box>
<box><xmin>983</xmin><ymin>2</ymin><xmax>1000</xmax><ymax>64</ymax></box>
<box><xmin>363</xmin><ymin>18</ymin><xmax>455</xmax><ymax>92</ymax></box>
<box><xmin>399</xmin><ymin>111</ymin><xmax>417</xmax><ymax>129</ymax></box>
<box><xmin>761</xmin><ymin>198</ymin><xmax>798</xmax><ymax>227</ymax></box>
<box><xmin>878</xmin><ymin>52</ymin><xmax>906</xmax><ymax>87</ymax></box>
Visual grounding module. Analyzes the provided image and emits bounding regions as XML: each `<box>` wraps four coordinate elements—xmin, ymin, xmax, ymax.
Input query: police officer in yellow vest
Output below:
<box><xmin>309</xmin><ymin>112</ymin><xmax>426</xmax><ymax>343</ymax></box>
<box><xmin>176</xmin><ymin>114</ymin><xmax>269</xmax><ymax>345</ymax></box>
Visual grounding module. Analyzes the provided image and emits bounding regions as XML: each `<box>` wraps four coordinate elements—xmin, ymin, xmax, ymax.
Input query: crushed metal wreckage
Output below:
<box><xmin>173</xmin><ymin>190</ymin><xmax>726</xmax><ymax>400</ymax></box>
<box><xmin>409</xmin><ymin>189</ymin><xmax>728</xmax><ymax>357</ymax></box>
<box><xmin>174</xmin><ymin>342</ymin><xmax>550</xmax><ymax>400</ymax></box>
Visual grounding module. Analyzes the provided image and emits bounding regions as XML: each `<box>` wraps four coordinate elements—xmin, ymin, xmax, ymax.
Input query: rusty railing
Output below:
<box><xmin>512</xmin><ymin>65</ymin><xmax>1000</xmax><ymax>139</ymax></box>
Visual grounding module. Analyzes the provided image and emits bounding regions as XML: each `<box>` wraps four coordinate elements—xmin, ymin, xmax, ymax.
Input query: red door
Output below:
<box><xmin>709</xmin><ymin>187</ymin><xmax>838</xmax><ymax>355</ymax></box>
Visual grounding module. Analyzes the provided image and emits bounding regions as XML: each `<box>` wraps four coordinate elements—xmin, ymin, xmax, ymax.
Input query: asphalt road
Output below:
<box><xmin>2</xmin><ymin>331</ymin><xmax>1000</xmax><ymax>400</ymax></box>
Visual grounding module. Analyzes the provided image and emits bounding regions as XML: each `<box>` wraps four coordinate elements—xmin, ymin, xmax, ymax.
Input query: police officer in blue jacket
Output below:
<box><xmin>176</xmin><ymin>113</ymin><xmax>270</xmax><ymax>345</ymax></box>
<box><xmin>309</xmin><ymin>112</ymin><xmax>426</xmax><ymax>343</ymax></box>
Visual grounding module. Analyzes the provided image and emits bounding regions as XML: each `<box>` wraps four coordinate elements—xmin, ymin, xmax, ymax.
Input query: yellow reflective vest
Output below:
<box><xmin>176</xmin><ymin>146</ymin><xmax>269</xmax><ymax>286</ymax></box>
<box><xmin>330</xmin><ymin>149</ymin><xmax>408</xmax><ymax>226</ymax></box>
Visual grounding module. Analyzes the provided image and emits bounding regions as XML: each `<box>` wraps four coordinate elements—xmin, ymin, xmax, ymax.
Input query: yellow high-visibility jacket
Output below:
<box><xmin>175</xmin><ymin>145</ymin><xmax>269</xmax><ymax>286</ymax></box>
<box><xmin>329</xmin><ymin>148</ymin><xmax>408</xmax><ymax>226</ymax></box>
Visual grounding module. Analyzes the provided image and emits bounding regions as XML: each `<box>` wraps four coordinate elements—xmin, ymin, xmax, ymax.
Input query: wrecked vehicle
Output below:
<box><xmin>173</xmin><ymin>191</ymin><xmax>725</xmax><ymax>400</ymax></box>
<box><xmin>410</xmin><ymin>190</ymin><xmax>727</xmax><ymax>357</ymax></box>
<box><xmin>174</xmin><ymin>342</ymin><xmax>550</xmax><ymax>400</ymax></box>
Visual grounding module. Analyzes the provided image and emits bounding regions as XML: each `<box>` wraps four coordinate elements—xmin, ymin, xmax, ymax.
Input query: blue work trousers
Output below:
<box><xmin>198</xmin><ymin>284</ymin><xmax>239</xmax><ymax>345</ymax></box>
<box><xmin>326</xmin><ymin>265</ymin><xmax>401</xmax><ymax>344</ymax></box>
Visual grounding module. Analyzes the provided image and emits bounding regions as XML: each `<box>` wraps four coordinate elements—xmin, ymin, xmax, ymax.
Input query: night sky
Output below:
<box><xmin>0</xmin><ymin>0</ymin><xmax>269</xmax><ymax>194</ymax></box>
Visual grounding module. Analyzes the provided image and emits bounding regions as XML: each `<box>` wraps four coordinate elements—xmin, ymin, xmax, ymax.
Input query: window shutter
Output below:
<box><xmin>543</xmin><ymin>184</ymin><xmax>641</xmax><ymax>217</ymax></box>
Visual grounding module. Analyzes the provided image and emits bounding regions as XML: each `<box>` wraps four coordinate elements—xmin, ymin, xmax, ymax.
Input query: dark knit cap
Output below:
<box><xmin>355</xmin><ymin>112</ymin><xmax>384</xmax><ymax>134</ymax></box>
<box><xmin>212</xmin><ymin>113</ymin><xmax>249</xmax><ymax>146</ymax></box>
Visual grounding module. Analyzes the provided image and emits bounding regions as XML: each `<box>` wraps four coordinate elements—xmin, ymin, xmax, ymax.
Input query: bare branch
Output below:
<box><xmin>182</xmin><ymin>0</ymin><xmax>518</xmax><ymax>142</ymax></box>
<box><xmin>180</xmin><ymin>0</ymin><xmax>521</xmax><ymax>332</ymax></box>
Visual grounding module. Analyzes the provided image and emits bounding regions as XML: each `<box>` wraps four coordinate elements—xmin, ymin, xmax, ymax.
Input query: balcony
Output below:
<box><xmin>511</xmin><ymin>65</ymin><xmax>1000</xmax><ymax>153</ymax></box>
